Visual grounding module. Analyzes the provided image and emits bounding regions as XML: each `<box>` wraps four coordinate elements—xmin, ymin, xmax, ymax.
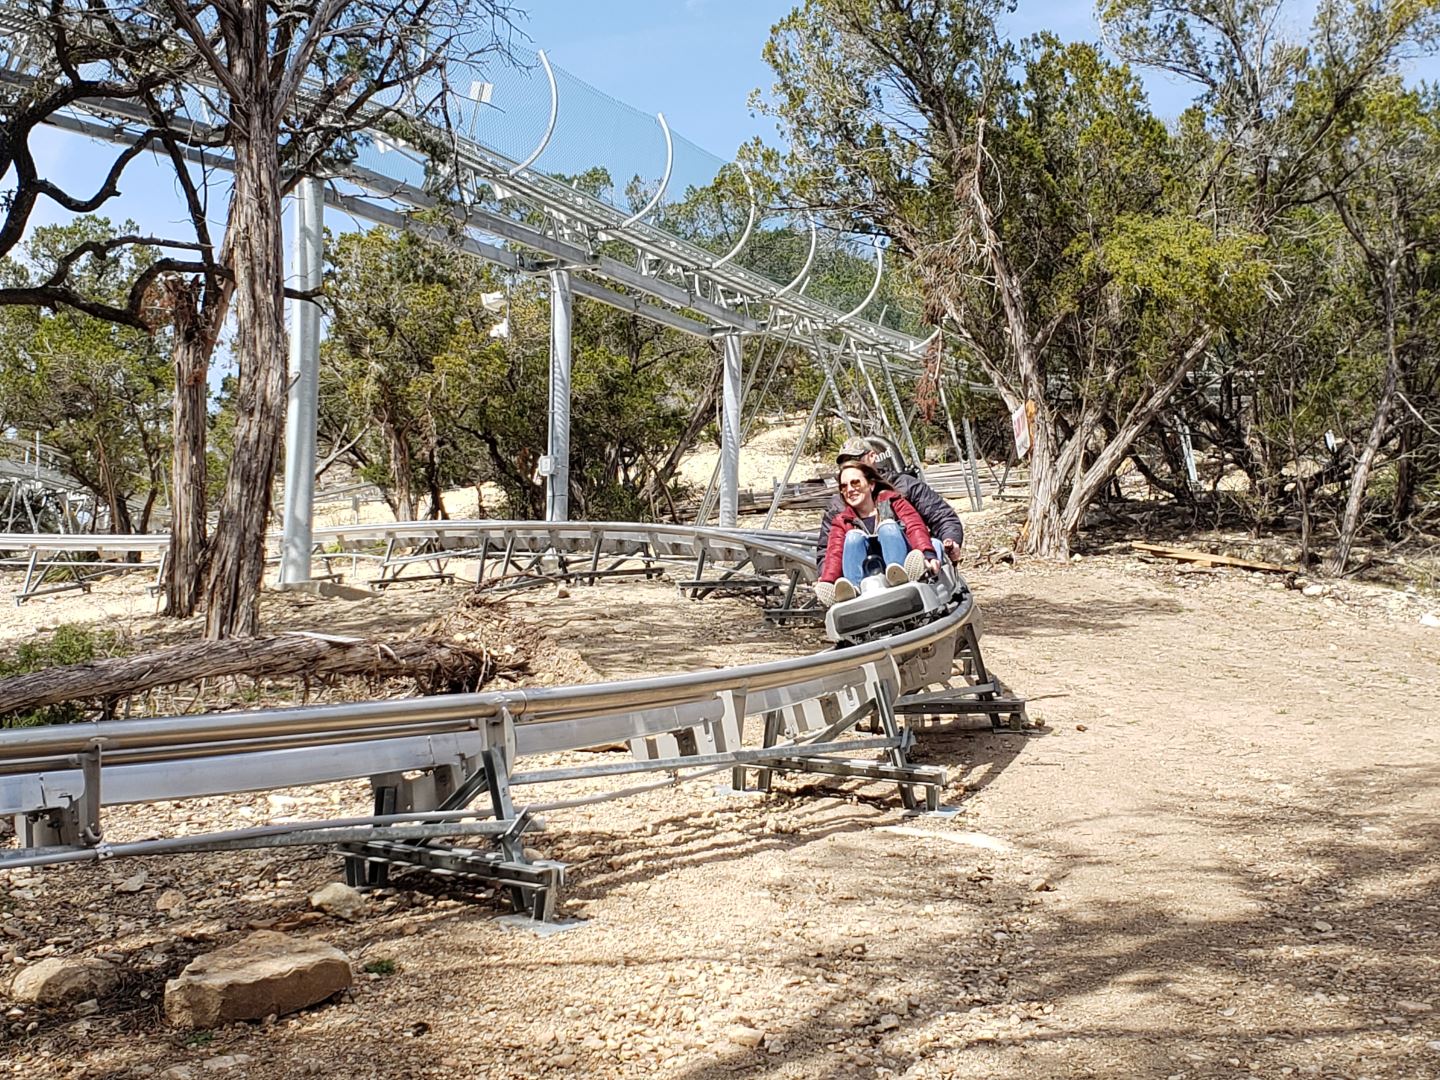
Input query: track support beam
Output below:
<box><xmin>545</xmin><ymin>269</ymin><xmax>573</xmax><ymax>523</ymax></box>
<box><xmin>280</xmin><ymin>176</ymin><xmax>324</xmax><ymax>585</ymax></box>
<box><xmin>719</xmin><ymin>333</ymin><xmax>742</xmax><ymax>529</ymax></box>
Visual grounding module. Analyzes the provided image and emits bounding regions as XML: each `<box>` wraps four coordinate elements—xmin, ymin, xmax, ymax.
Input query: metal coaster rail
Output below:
<box><xmin>0</xmin><ymin>520</ymin><xmax>812</xmax><ymax>603</ymax></box>
<box><xmin>0</xmin><ymin>521</ymin><xmax>1015</xmax><ymax>920</ymax></box>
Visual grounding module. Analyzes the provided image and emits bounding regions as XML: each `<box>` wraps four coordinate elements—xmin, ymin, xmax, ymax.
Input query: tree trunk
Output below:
<box><xmin>1326</xmin><ymin>287</ymin><xmax>1402</xmax><ymax>576</ymax></box>
<box><xmin>1022</xmin><ymin>406</ymin><xmax>1069</xmax><ymax>558</ymax></box>
<box><xmin>0</xmin><ymin>634</ymin><xmax>515</xmax><ymax>716</ymax></box>
<box><xmin>421</xmin><ymin>442</ymin><xmax>447</xmax><ymax>520</ymax></box>
<box><xmin>165</xmin><ymin>276</ymin><xmax>210</xmax><ymax>618</ymax></box>
<box><xmin>385</xmin><ymin>420</ymin><xmax>416</xmax><ymax>521</ymax></box>
<box><xmin>1387</xmin><ymin>420</ymin><xmax>1417</xmax><ymax>534</ymax></box>
<box><xmin>960</xmin><ymin>135</ymin><xmax>1069</xmax><ymax>560</ymax></box>
<box><xmin>1058</xmin><ymin>333</ymin><xmax>1214</xmax><ymax>541</ymax></box>
<box><xmin>203</xmin><ymin>65</ymin><xmax>287</xmax><ymax>638</ymax></box>
<box><xmin>94</xmin><ymin>438</ymin><xmax>128</xmax><ymax>534</ymax></box>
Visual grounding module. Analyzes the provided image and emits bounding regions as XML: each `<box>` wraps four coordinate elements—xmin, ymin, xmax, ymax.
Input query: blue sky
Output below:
<box><xmin>14</xmin><ymin>2</ymin><xmax>1436</xmax><ymax>245</ymax></box>
<box><xmin>513</xmin><ymin>1</ymin><xmax>1154</xmax><ymax>159</ymax></box>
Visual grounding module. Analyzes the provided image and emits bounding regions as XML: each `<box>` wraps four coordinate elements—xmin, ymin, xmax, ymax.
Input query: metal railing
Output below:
<box><xmin>0</xmin><ymin>519</ymin><xmax>997</xmax><ymax>919</ymax></box>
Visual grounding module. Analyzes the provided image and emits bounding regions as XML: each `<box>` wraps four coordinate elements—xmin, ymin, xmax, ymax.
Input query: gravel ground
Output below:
<box><xmin>1</xmin><ymin>499</ymin><xmax>1438</xmax><ymax>1079</ymax></box>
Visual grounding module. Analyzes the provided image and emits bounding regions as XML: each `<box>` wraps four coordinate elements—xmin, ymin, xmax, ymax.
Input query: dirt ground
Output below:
<box><xmin>1</xmin><ymin>498</ymin><xmax>1439</xmax><ymax>1079</ymax></box>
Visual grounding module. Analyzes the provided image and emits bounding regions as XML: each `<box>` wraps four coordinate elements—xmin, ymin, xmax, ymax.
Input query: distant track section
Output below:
<box><xmin>0</xmin><ymin>521</ymin><xmax>820</xmax><ymax>604</ymax></box>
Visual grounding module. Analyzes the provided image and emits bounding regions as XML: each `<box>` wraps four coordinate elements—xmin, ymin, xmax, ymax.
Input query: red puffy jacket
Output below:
<box><xmin>819</xmin><ymin>490</ymin><xmax>932</xmax><ymax>583</ymax></box>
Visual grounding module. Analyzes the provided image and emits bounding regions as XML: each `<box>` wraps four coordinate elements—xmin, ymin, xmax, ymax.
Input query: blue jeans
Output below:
<box><xmin>841</xmin><ymin>522</ymin><xmax>908</xmax><ymax>585</ymax></box>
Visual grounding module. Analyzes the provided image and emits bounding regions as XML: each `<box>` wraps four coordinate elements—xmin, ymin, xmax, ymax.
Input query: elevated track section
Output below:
<box><xmin>0</xmin><ymin>12</ymin><xmax>999</xmax><ymax>550</ymax></box>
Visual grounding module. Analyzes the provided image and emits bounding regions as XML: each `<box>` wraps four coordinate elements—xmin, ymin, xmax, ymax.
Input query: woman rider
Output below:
<box><xmin>814</xmin><ymin>461</ymin><xmax>940</xmax><ymax>607</ymax></box>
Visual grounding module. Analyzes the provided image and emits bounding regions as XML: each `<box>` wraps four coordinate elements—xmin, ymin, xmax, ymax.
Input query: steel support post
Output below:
<box><xmin>280</xmin><ymin>176</ymin><xmax>324</xmax><ymax>585</ymax></box>
<box><xmin>810</xmin><ymin>333</ymin><xmax>858</xmax><ymax>440</ymax></box>
<box><xmin>546</xmin><ymin>269</ymin><xmax>573</xmax><ymax>523</ymax></box>
<box><xmin>878</xmin><ymin>354</ymin><xmax>925</xmax><ymax>477</ymax></box>
<box><xmin>719</xmin><ymin>332</ymin><xmax>743</xmax><ymax>529</ymax></box>
<box><xmin>938</xmin><ymin>375</ymin><xmax>983</xmax><ymax>511</ymax></box>
<box><xmin>962</xmin><ymin>416</ymin><xmax>984</xmax><ymax>511</ymax></box>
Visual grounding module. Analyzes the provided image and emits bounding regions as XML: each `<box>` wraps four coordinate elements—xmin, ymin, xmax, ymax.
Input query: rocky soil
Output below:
<box><xmin>0</xmin><ymin>498</ymin><xmax>1437</xmax><ymax>1079</ymax></box>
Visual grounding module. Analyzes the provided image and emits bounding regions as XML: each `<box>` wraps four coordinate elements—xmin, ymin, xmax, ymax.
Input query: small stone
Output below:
<box><xmin>74</xmin><ymin>998</ymin><xmax>100</xmax><ymax>1017</ymax></box>
<box><xmin>1301</xmin><ymin>584</ymin><xmax>1326</xmax><ymax>597</ymax></box>
<box><xmin>309</xmin><ymin>882</ymin><xmax>366</xmax><ymax>922</ymax></box>
<box><xmin>200</xmin><ymin>1055</ymin><xmax>253</xmax><ymax>1072</ymax></box>
<box><xmin>159</xmin><ymin>1068</ymin><xmax>195</xmax><ymax>1080</ymax></box>
<box><xmin>1418</xmin><ymin>612</ymin><xmax>1440</xmax><ymax>629</ymax></box>
<box><xmin>1395</xmin><ymin>1000</ymin><xmax>1432</xmax><ymax>1015</ymax></box>
<box><xmin>1310</xmin><ymin>921</ymin><xmax>1333</xmax><ymax>933</ymax></box>
<box><xmin>875</xmin><ymin>1014</ymin><xmax>901</xmax><ymax>1032</ymax></box>
<box><xmin>1075</xmin><ymin>724</ymin><xmax>1088</xmax><ymax>732</ymax></box>
<box><xmin>725</xmin><ymin>1024</ymin><xmax>765</xmax><ymax>1048</ymax></box>
<box><xmin>10</xmin><ymin>957</ymin><xmax>120</xmax><ymax>1006</ymax></box>
<box><xmin>115</xmin><ymin>871</ymin><xmax>148</xmax><ymax>894</ymax></box>
<box><xmin>1426</xmin><ymin>1040</ymin><xmax>1440</xmax><ymax>1052</ymax></box>
<box><xmin>156</xmin><ymin>890</ymin><xmax>186</xmax><ymax>914</ymax></box>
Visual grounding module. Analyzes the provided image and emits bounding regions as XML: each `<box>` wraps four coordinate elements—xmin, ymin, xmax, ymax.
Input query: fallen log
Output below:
<box><xmin>1130</xmin><ymin>541</ymin><xmax>1295</xmax><ymax>573</ymax></box>
<box><xmin>0</xmin><ymin>632</ymin><xmax>510</xmax><ymax>719</ymax></box>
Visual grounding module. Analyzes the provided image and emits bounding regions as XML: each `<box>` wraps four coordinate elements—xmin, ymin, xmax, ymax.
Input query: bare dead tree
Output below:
<box><xmin>154</xmin><ymin>0</ymin><xmax>517</xmax><ymax>638</ymax></box>
<box><xmin>5</xmin><ymin>0</ymin><xmax>517</xmax><ymax>636</ymax></box>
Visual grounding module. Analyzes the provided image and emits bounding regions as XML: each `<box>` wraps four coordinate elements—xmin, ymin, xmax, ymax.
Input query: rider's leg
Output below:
<box><xmin>841</xmin><ymin>529</ymin><xmax>868</xmax><ymax>585</ymax></box>
<box><xmin>875</xmin><ymin>521</ymin><xmax>908</xmax><ymax>566</ymax></box>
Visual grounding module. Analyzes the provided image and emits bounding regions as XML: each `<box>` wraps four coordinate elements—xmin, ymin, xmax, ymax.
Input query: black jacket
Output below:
<box><xmin>816</xmin><ymin>469</ymin><xmax>964</xmax><ymax>567</ymax></box>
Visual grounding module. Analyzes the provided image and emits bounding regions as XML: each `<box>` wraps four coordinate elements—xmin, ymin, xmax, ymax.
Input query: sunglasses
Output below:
<box><xmin>839</xmin><ymin>478</ymin><xmax>868</xmax><ymax>491</ymax></box>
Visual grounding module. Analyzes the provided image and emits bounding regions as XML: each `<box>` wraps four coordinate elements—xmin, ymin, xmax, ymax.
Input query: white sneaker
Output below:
<box><xmin>814</xmin><ymin>580</ymin><xmax>837</xmax><ymax>607</ymax></box>
<box><xmin>903</xmin><ymin>549</ymin><xmax>927</xmax><ymax>582</ymax></box>
<box><xmin>833</xmin><ymin>578</ymin><xmax>858</xmax><ymax>602</ymax></box>
<box><xmin>884</xmin><ymin>563</ymin><xmax>909</xmax><ymax>587</ymax></box>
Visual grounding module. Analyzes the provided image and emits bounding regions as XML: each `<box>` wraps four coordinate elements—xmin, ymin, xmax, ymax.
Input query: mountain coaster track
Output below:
<box><xmin>0</xmin><ymin>522</ymin><xmax>1024</xmax><ymax>920</ymax></box>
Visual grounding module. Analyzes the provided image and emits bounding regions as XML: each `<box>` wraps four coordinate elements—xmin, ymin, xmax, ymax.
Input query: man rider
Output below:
<box><xmin>816</xmin><ymin>435</ymin><xmax>964</xmax><ymax>570</ymax></box>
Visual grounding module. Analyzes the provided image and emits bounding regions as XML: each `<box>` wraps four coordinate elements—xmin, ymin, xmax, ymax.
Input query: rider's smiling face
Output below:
<box><xmin>838</xmin><ymin>466</ymin><xmax>872</xmax><ymax>509</ymax></box>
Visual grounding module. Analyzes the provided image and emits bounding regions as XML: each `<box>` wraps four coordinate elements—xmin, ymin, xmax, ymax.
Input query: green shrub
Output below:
<box><xmin>0</xmin><ymin>624</ymin><xmax>129</xmax><ymax>728</ymax></box>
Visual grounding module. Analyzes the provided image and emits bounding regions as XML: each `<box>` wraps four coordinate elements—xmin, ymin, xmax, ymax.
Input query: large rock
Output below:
<box><xmin>164</xmin><ymin>931</ymin><xmax>351</xmax><ymax>1029</ymax></box>
<box><xmin>10</xmin><ymin>956</ymin><xmax>120</xmax><ymax>1006</ymax></box>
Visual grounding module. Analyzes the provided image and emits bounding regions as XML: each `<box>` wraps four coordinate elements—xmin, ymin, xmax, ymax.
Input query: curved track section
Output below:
<box><xmin>0</xmin><ymin>523</ymin><xmax>989</xmax><ymax>916</ymax></box>
<box><xmin>310</xmin><ymin>519</ymin><xmax>818</xmax><ymax>595</ymax></box>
